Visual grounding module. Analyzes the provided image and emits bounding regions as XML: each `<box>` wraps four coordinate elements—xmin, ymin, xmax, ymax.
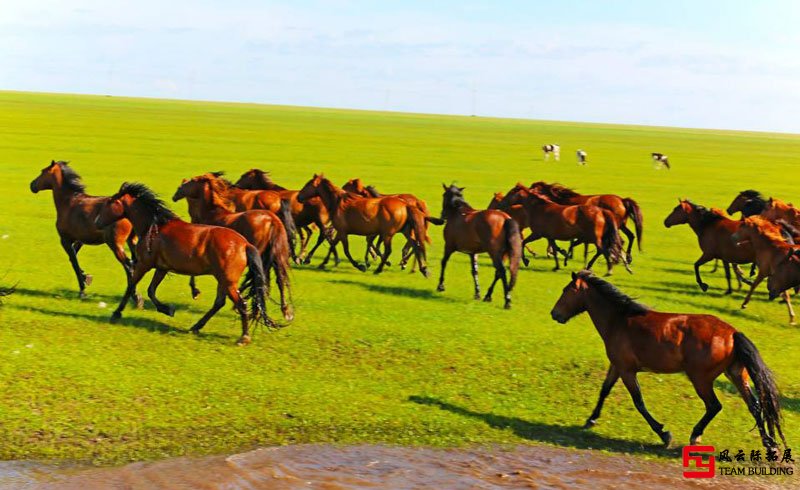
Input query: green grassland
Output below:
<box><xmin>1</xmin><ymin>91</ymin><xmax>799</xmax><ymax>465</ymax></box>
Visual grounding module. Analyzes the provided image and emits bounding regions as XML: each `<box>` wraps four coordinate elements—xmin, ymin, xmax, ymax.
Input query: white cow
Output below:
<box><xmin>542</xmin><ymin>144</ymin><xmax>560</xmax><ymax>161</ymax></box>
<box><xmin>576</xmin><ymin>149</ymin><xmax>587</xmax><ymax>165</ymax></box>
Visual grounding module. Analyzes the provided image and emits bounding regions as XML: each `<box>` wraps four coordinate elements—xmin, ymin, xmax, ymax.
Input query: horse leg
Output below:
<box><xmin>583</xmin><ymin>365</ymin><xmax>620</xmax><ymax>429</ymax></box>
<box><xmin>733</xmin><ymin>264</ymin><xmax>751</xmax><ymax>287</ymax></box>
<box><xmin>436</xmin><ymin>246</ymin><xmax>455</xmax><ymax>292</ymax></box>
<box><xmin>147</xmin><ymin>269</ymin><xmax>175</xmax><ymax>317</ymax></box>
<box><xmin>726</xmin><ymin>364</ymin><xmax>778</xmax><ymax>449</ymax></box>
<box><xmin>340</xmin><ymin>234</ymin><xmax>366</xmax><ymax>272</ymax></box>
<box><xmin>710</xmin><ymin>259</ymin><xmax>719</xmax><ymax>273</ymax></box>
<box><xmin>723</xmin><ymin>261</ymin><xmax>733</xmax><ymax>295</ymax></box>
<box><xmin>585</xmin><ymin>246</ymin><xmax>603</xmax><ymax>271</ymax></box>
<box><xmin>126</xmin><ymin>234</ymin><xmax>138</xmax><ymax>265</ymax></box>
<box><xmin>273</xmin><ymin>262</ymin><xmax>293</xmax><ymax>321</ymax></box>
<box><xmin>740</xmin><ymin>272</ymin><xmax>765</xmax><ymax>309</ymax></box>
<box><xmin>549</xmin><ymin>239</ymin><xmax>561</xmax><ymax>271</ymax></box>
<box><xmin>484</xmin><ymin>255</ymin><xmax>509</xmax><ymax>308</ymax></box>
<box><xmin>190</xmin><ymin>283</ymin><xmax>227</xmax><ymax>334</ymax></box>
<box><xmin>620</xmin><ymin>225</ymin><xmax>635</xmax><ymax>264</ymax></box>
<box><xmin>111</xmin><ymin>260</ymin><xmax>149</xmax><ymax>323</ymax></box>
<box><xmin>620</xmin><ymin>371</ymin><xmax>672</xmax><ymax>446</ymax></box>
<box><xmin>583</xmin><ymin>243</ymin><xmax>589</xmax><ymax>267</ymax></box>
<box><xmin>694</xmin><ymin>254</ymin><xmax>713</xmax><ymax>292</ymax></box>
<box><xmin>364</xmin><ymin>235</ymin><xmax>376</xmax><ymax>268</ymax></box>
<box><xmin>783</xmin><ymin>291</ymin><xmax>796</xmax><ymax>325</ymax></box>
<box><xmin>305</xmin><ymin>231</ymin><xmax>329</xmax><ymax>265</ymax></box>
<box><xmin>687</xmin><ymin>375</ymin><xmax>722</xmax><ymax>445</ymax></box>
<box><xmin>374</xmin><ymin>235</ymin><xmax>393</xmax><ymax>274</ymax></box>
<box><xmin>60</xmin><ymin>236</ymin><xmax>90</xmax><ymax>297</ymax></box>
<box><xmin>187</xmin><ymin>276</ymin><xmax>201</xmax><ymax>299</ymax></box>
<box><xmin>104</xmin><ymin>233</ymin><xmax>144</xmax><ymax>308</ymax></box>
<box><xmin>470</xmin><ymin>253</ymin><xmax>480</xmax><ymax>300</ymax></box>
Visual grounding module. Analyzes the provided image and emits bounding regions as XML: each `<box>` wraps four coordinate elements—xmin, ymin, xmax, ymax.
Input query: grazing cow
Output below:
<box><xmin>542</xmin><ymin>144</ymin><xmax>560</xmax><ymax>161</ymax></box>
<box><xmin>651</xmin><ymin>152</ymin><xmax>670</xmax><ymax>169</ymax></box>
<box><xmin>576</xmin><ymin>149</ymin><xmax>587</xmax><ymax>165</ymax></box>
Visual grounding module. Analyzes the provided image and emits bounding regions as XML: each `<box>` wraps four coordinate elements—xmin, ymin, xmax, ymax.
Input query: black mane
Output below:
<box><xmin>738</xmin><ymin>190</ymin><xmax>767</xmax><ymax>217</ymax></box>
<box><xmin>442</xmin><ymin>185</ymin><xmax>473</xmax><ymax>215</ymax></box>
<box><xmin>115</xmin><ymin>182</ymin><xmax>177</xmax><ymax>225</ymax></box>
<box><xmin>55</xmin><ymin>161</ymin><xmax>86</xmax><ymax>194</ymax></box>
<box><xmin>577</xmin><ymin>270</ymin><xmax>649</xmax><ymax>316</ymax></box>
<box><xmin>686</xmin><ymin>200</ymin><xmax>725</xmax><ymax>226</ymax></box>
<box><xmin>365</xmin><ymin>185</ymin><xmax>382</xmax><ymax>197</ymax></box>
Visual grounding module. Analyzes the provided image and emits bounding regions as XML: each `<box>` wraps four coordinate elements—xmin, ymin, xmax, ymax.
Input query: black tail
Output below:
<box><xmin>600</xmin><ymin>211</ymin><xmax>623</xmax><ymax>264</ymax></box>
<box><xmin>622</xmin><ymin>197</ymin><xmax>644</xmax><ymax>251</ymax></box>
<box><xmin>733</xmin><ymin>332</ymin><xmax>786</xmax><ymax>447</ymax></box>
<box><xmin>278</xmin><ymin>199</ymin><xmax>298</xmax><ymax>260</ymax></box>
<box><xmin>242</xmin><ymin>244</ymin><xmax>273</xmax><ymax>328</ymax></box>
<box><xmin>503</xmin><ymin>219</ymin><xmax>521</xmax><ymax>290</ymax></box>
<box><xmin>425</xmin><ymin>216</ymin><xmax>445</xmax><ymax>226</ymax></box>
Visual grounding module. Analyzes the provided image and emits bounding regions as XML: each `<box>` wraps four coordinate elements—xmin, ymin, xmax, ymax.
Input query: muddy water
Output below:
<box><xmin>0</xmin><ymin>444</ymin><xmax>787</xmax><ymax>489</ymax></box>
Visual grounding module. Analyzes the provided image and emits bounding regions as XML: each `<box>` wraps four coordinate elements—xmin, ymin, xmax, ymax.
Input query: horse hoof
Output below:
<box><xmin>190</xmin><ymin>327</ymin><xmax>201</xmax><ymax>335</ymax></box>
<box><xmin>78</xmin><ymin>290</ymin><xmax>88</xmax><ymax>300</ymax></box>
<box><xmin>317</xmin><ymin>264</ymin><xmax>326</xmax><ymax>270</ymax></box>
<box><xmin>303</xmin><ymin>258</ymin><xmax>312</xmax><ymax>265</ymax></box>
<box><xmin>191</xmin><ymin>290</ymin><xmax>201</xmax><ymax>300</ymax></box>
<box><xmin>283</xmin><ymin>308</ymin><xmax>294</xmax><ymax>322</ymax></box>
<box><xmin>504</xmin><ymin>302</ymin><xmax>512</xmax><ymax>310</ymax></box>
<box><xmin>84</xmin><ymin>275</ymin><xmax>93</xmax><ymax>287</ymax></box>
<box><xmin>437</xmin><ymin>284</ymin><xmax>445</xmax><ymax>292</ymax></box>
<box><xmin>724</xmin><ymin>289</ymin><xmax>733</xmax><ymax>296</ymax></box>
<box><xmin>582</xmin><ymin>419</ymin><xmax>597</xmax><ymax>430</ymax></box>
<box><xmin>236</xmin><ymin>335</ymin><xmax>251</xmax><ymax>346</ymax></box>
<box><xmin>473</xmin><ymin>294</ymin><xmax>480</xmax><ymax>300</ymax></box>
<box><xmin>626</xmin><ymin>254</ymin><xmax>633</xmax><ymax>263</ymax></box>
<box><xmin>357</xmin><ymin>265</ymin><xmax>367</xmax><ymax>272</ymax></box>
<box><xmin>483</xmin><ymin>296</ymin><xmax>492</xmax><ymax>303</ymax></box>
<box><xmin>110</xmin><ymin>312</ymin><xmax>122</xmax><ymax>324</ymax></box>
<box><xmin>690</xmin><ymin>435</ymin><xmax>702</xmax><ymax>445</ymax></box>
<box><xmin>134</xmin><ymin>294</ymin><xmax>145</xmax><ymax>309</ymax></box>
<box><xmin>660</xmin><ymin>431</ymin><xmax>673</xmax><ymax>447</ymax></box>
<box><xmin>420</xmin><ymin>268</ymin><xmax>429</xmax><ymax>278</ymax></box>
<box><xmin>741</xmin><ymin>303</ymin><xmax>748</xmax><ymax>310</ymax></box>
<box><xmin>160</xmin><ymin>305</ymin><xmax>176</xmax><ymax>317</ymax></box>
<box><xmin>699</xmin><ymin>283</ymin><xmax>709</xmax><ymax>292</ymax></box>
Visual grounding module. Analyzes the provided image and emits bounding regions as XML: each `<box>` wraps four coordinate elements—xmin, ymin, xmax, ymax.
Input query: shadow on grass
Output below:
<box><xmin>326</xmin><ymin>279</ymin><xmax>462</xmax><ymax>303</ymax></box>
<box><xmin>12</xmin><ymin>287</ymin><xmax>213</xmax><ymax>315</ymax></box>
<box><xmin>714</xmin><ymin>379</ymin><xmax>800</xmax><ymax>413</ymax></box>
<box><xmin>408</xmin><ymin>395</ymin><xmax>677</xmax><ymax>457</ymax></box>
<box><xmin>5</xmin><ymin>304</ymin><xmax>233</xmax><ymax>342</ymax></box>
<box><xmin>632</xmin><ymin>282</ymin><xmax>763</xmax><ymax>321</ymax></box>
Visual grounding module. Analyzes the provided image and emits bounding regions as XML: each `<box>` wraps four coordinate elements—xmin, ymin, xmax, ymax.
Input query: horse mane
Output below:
<box><xmin>201</xmin><ymin>174</ymin><xmax>235</xmax><ymax>210</ymax></box>
<box><xmin>576</xmin><ymin>270</ymin><xmax>649</xmax><ymax>316</ymax></box>
<box><xmin>738</xmin><ymin>190</ymin><xmax>767</xmax><ymax>216</ymax></box>
<box><xmin>55</xmin><ymin>161</ymin><xmax>87</xmax><ymax>194</ymax></box>
<box><xmin>365</xmin><ymin>185</ymin><xmax>382</xmax><ymax>197</ymax></box>
<box><xmin>115</xmin><ymin>182</ymin><xmax>177</xmax><ymax>225</ymax></box>
<box><xmin>245</xmin><ymin>168</ymin><xmax>286</xmax><ymax>191</ymax></box>
<box><xmin>209</xmin><ymin>170</ymin><xmax>235</xmax><ymax>187</ymax></box>
<box><xmin>443</xmin><ymin>185</ymin><xmax>473</xmax><ymax>213</ymax></box>
<box><xmin>685</xmin><ymin>200</ymin><xmax>725</xmax><ymax>226</ymax></box>
<box><xmin>746</xmin><ymin>216</ymin><xmax>793</xmax><ymax>245</ymax></box>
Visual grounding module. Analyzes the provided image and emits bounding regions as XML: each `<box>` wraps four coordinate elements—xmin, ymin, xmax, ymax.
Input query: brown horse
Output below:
<box><xmin>762</xmin><ymin>197</ymin><xmax>800</xmax><ymax>230</ymax></box>
<box><xmin>504</xmin><ymin>188</ymin><xmax>626</xmax><ymax>274</ymax></box>
<box><xmin>731</xmin><ymin>217</ymin><xmax>797</xmax><ymax>324</ymax></box>
<box><xmin>530</xmin><ymin>182</ymin><xmax>643</xmax><ymax>263</ymax></box>
<box><xmin>768</xmin><ymin>249</ymin><xmax>800</xmax><ymax>301</ymax></box>
<box><xmin>235</xmin><ymin>169</ymin><xmax>337</xmax><ymax>266</ymax></box>
<box><xmin>664</xmin><ymin>200</ymin><xmax>752</xmax><ymax>294</ymax></box>
<box><xmin>435</xmin><ymin>184</ymin><xmax>521</xmax><ymax>309</ymax></box>
<box><xmin>488</xmin><ymin>190</ymin><xmax>547</xmax><ymax>266</ymax></box>
<box><xmin>95</xmin><ymin>183</ymin><xmax>272</xmax><ymax>345</ymax></box>
<box><xmin>297</xmin><ymin>174</ymin><xmax>429</xmax><ymax>276</ymax></box>
<box><xmin>30</xmin><ymin>160</ymin><xmax>142</xmax><ymax>305</ymax></box>
<box><xmin>551</xmin><ymin>270</ymin><xmax>786</xmax><ymax>452</ymax></box>
<box><xmin>173</xmin><ymin>174</ymin><xmax>294</xmax><ymax>320</ymax></box>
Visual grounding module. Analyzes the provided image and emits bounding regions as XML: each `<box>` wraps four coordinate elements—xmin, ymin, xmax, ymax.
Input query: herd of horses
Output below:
<box><xmin>28</xmin><ymin>159</ymin><xmax>799</xmax><ymax>455</ymax></box>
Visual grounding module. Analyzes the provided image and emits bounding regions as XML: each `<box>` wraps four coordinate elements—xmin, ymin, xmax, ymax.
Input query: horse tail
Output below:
<box><xmin>504</xmin><ymin>218</ymin><xmax>522</xmax><ymax>290</ymax></box>
<box><xmin>600</xmin><ymin>210</ymin><xmax>623</xmax><ymax>264</ymax></box>
<box><xmin>622</xmin><ymin>197</ymin><xmax>644</xmax><ymax>251</ymax></box>
<box><xmin>425</xmin><ymin>217</ymin><xmax>445</xmax><ymax>226</ymax></box>
<box><xmin>407</xmin><ymin>206</ymin><xmax>428</xmax><ymax>259</ymax></box>
<box><xmin>417</xmin><ymin>200</ymin><xmax>433</xmax><ymax>243</ymax></box>
<box><xmin>733</xmin><ymin>331</ymin><xmax>786</xmax><ymax>447</ymax></box>
<box><xmin>243</xmin><ymin>244</ymin><xmax>273</xmax><ymax>327</ymax></box>
<box><xmin>278</xmin><ymin>199</ymin><xmax>298</xmax><ymax>258</ymax></box>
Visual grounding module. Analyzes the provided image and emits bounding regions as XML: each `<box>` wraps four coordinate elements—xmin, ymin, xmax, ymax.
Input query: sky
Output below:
<box><xmin>2</xmin><ymin>0</ymin><xmax>800</xmax><ymax>132</ymax></box>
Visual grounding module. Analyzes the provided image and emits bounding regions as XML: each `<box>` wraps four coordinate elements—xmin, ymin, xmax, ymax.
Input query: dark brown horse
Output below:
<box><xmin>732</xmin><ymin>217</ymin><xmax>796</xmax><ymax>324</ymax></box>
<box><xmin>173</xmin><ymin>174</ymin><xmax>294</xmax><ymax>320</ymax></box>
<box><xmin>297</xmin><ymin>174</ymin><xmax>429</xmax><ymax>276</ymax></box>
<box><xmin>664</xmin><ymin>200</ymin><xmax>751</xmax><ymax>294</ymax></box>
<box><xmin>530</xmin><ymin>182</ymin><xmax>643</xmax><ymax>263</ymax></box>
<box><xmin>30</xmin><ymin>160</ymin><xmax>142</xmax><ymax>305</ymax></box>
<box><xmin>95</xmin><ymin>183</ymin><xmax>272</xmax><ymax>345</ymax></box>
<box><xmin>551</xmin><ymin>270</ymin><xmax>786</xmax><ymax>452</ymax></box>
<box><xmin>235</xmin><ymin>169</ymin><xmax>337</xmax><ymax>266</ymax></box>
<box><xmin>768</xmin><ymin>249</ymin><xmax>800</xmax><ymax>301</ymax></box>
<box><xmin>435</xmin><ymin>184</ymin><xmax>521</xmax><ymax>309</ymax></box>
<box><xmin>488</xmin><ymin>189</ymin><xmax>548</xmax><ymax>266</ymax></box>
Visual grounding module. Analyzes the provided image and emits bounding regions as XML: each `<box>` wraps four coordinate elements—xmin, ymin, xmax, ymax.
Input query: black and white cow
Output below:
<box><xmin>651</xmin><ymin>152</ymin><xmax>670</xmax><ymax>169</ymax></box>
<box><xmin>576</xmin><ymin>149</ymin><xmax>587</xmax><ymax>165</ymax></box>
<box><xmin>542</xmin><ymin>144</ymin><xmax>560</xmax><ymax>161</ymax></box>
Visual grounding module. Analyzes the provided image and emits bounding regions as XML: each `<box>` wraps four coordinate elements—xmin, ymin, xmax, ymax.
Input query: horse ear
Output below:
<box><xmin>181</xmin><ymin>178</ymin><xmax>188</xmax><ymax>184</ymax></box>
<box><xmin>442</xmin><ymin>183</ymin><xmax>447</xmax><ymax>190</ymax></box>
<box><xmin>571</xmin><ymin>271</ymin><xmax>577</xmax><ymax>280</ymax></box>
<box><xmin>458</xmin><ymin>186</ymin><xmax>465</xmax><ymax>192</ymax></box>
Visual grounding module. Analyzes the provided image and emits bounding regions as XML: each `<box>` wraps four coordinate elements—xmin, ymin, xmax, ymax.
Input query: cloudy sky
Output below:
<box><xmin>2</xmin><ymin>0</ymin><xmax>799</xmax><ymax>132</ymax></box>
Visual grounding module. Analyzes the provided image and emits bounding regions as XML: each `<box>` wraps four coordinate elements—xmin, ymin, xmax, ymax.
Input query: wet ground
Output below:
<box><xmin>0</xmin><ymin>444</ymin><xmax>791</xmax><ymax>489</ymax></box>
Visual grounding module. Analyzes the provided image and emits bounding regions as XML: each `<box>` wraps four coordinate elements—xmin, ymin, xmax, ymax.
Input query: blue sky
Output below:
<box><xmin>2</xmin><ymin>1</ymin><xmax>800</xmax><ymax>132</ymax></box>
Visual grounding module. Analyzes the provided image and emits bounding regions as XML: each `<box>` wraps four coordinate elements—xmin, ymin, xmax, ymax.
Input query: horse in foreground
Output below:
<box><xmin>435</xmin><ymin>184</ymin><xmax>521</xmax><ymax>309</ymax></box>
<box><xmin>29</xmin><ymin>160</ymin><xmax>142</xmax><ymax>305</ymax></box>
<box><xmin>173</xmin><ymin>174</ymin><xmax>294</xmax><ymax>320</ymax></box>
<box><xmin>551</xmin><ymin>270</ymin><xmax>786</xmax><ymax>452</ymax></box>
<box><xmin>297</xmin><ymin>174</ymin><xmax>429</xmax><ymax>276</ymax></box>
<box><xmin>95</xmin><ymin>183</ymin><xmax>272</xmax><ymax>345</ymax></box>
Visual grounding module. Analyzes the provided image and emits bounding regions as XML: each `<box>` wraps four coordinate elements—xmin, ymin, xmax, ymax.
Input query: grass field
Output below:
<box><xmin>1</xmin><ymin>91</ymin><xmax>799</xmax><ymax>466</ymax></box>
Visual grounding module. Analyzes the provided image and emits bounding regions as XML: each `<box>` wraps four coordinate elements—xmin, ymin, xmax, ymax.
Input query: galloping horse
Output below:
<box><xmin>529</xmin><ymin>181</ymin><xmax>643</xmax><ymax>263</ymax></box>
<box><xmin>173</xmin><ymin>174</ymin><xmax>294</xmax><ymax>320</ymax></box>
<box><xmin>768</xmin><ymin>248</ymin><xmax>800</xmax><ymax>301</ymax></box>
<box><xmin>664</xmin><ymin>200</ymin><xmax>752</xmax><ymax>294</ymax></box>
<box><xmin>727</xmin><ymin>190</ymin><xmax>768</xmax><ymax>218</ymax></box>
<box><xmin>296</xmin><ymin>174</ymin><xmax>429</xmax><ymax>276</ymax></box>
<box><xmin>727</xmin><ymin>191</ymin><xmax>800</xmax><ymax>240</ymax></box>
<box><xmin>235</xmin><ymin>169</ymin><xmax>337</xmax><ymax>265</ymax></box>
<box><xmin>762</xmin><ymin>197</ymin><xmax>800</xmax><ymax>230</ymax></box>
<box><xmin>95</xmin><ymin>183</ymin><xmax>272</xmax><ymax>345</ymax></box>
<box><xmin>488</xmin><ymin>190</ymin><xmax>538</xmax><ymax>266</ymax></box>
<box><xmin>550</xmin><ymin>270</ymin><xmax>786</xmax><ymax>452</ymax></box>
<box><xmin>30</xmin><ymin>160</ymin><xmax>142</xmax><ymax>305</ymax></box>
<box><xmin>435</xmin><ymin>184</ymin><xmax>521</xmax><ymax>309</ymax></box>
<box><xmin>732</xmin><ymin>217</ymin><xmax>797</xmax><ymax>325</ymax></box>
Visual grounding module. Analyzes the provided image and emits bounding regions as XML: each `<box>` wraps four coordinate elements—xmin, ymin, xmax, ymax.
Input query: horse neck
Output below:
<box><xmin>184</xmin><ymin>197</ymin><xmax>205</xmax><ymax>223</ymax></box>
<box><xmin>318</xmin><ymin>181</ymin><xmax>345</xmax><ymax>211</ymax></box>
<box><xmin>125</xmin><ymin>202</ymin><xmax>173</xmax><ymax>236</ymax></box>
<box><xmin>684</xmin><ymin>209</ymin><xmax>708</xmax><ymax>235</ymax></box>
<box><xmin>583</xmin><ymin>289</ymin><xmax>625</xmax><ymax>342</ymax></box>
<box><xmin>50</xmin><ymin>178</ymin><xmax>81</xmax><ymax>206</ymax></box>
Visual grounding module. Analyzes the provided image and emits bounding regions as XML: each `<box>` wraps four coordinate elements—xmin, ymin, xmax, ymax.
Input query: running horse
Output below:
<box><xmin>235</xmin><ymin>169</ymin><xmax>337</xmax><ymax>266</ymax></box>
<box><xmin>95</xmin><ymin>183</ymin><xmax>272</xmax><ymax>345</ymax></box>
<box><xmin>435</xmin><ymin>184</ymin><xmax>521</xmax><ymax>309</ymax></box>
<box><xmin>29</xmin><ymin>160</ymin><xmax>142</xmax><ymax>305</ymax></box>
<box><xmin>664</xmin><ymin>200</ymin><xmax>752</xmax><ymax>294</ymax></box>
<box><xmin>551</xmin><ymin>270</ymin><xmax>786</xmax><ymax>452</ymax></box>
<box><xmin>296</xmin><ymin>174</ymin><xmax>429</xmax><ymax>276</ymax></box>
<box><xmin>173</xmin><ymin>174</ymin><xmax>294</xmax><ymax>320</ymax></box>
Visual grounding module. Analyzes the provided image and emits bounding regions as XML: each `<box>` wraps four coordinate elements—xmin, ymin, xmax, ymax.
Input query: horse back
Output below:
<box><xmin>445</xmin><ymin>209</ymin><xmax>508</xmax><ymax>252</ymax></box>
